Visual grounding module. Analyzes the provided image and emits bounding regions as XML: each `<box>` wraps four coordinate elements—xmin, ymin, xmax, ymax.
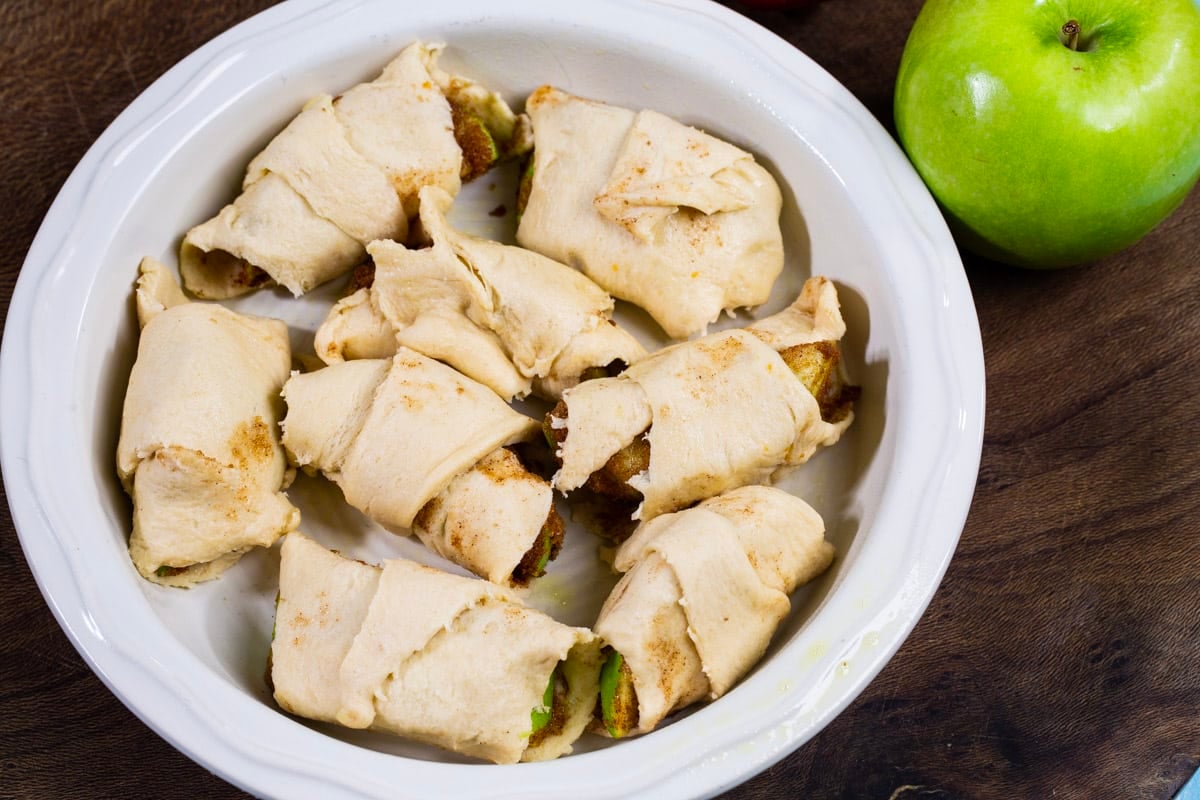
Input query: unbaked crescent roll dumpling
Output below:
<box><xmin>314</xmin><ymin>185</ymin><xmax>646</xmax><ymax>400</ymax></box>
<box><xmin>116</xmin><ymin>258</ymin><xmax>300</xmax><ymax>587</ymax></box>
<box><xmin>181</xmin><ymin>41</ymin><xmax>528</xmax><ymax>299</ymax></box>
<box><xmin>270</xmin><ymin>532</ymin><xmax>602</xmax><ymax>764</ymax></box>
<box><xmin>545</xmin><ymin>276</ymin><xmax>857</xmax><ymax>524</ymax></box>
<box><xmin>591</xmin><ymin>485</ymin><xmax>833</xmax><ymax>737</ymax></box>
<box><xmin>516</xmin><ymin>85</ymin><xmax>784</xmax><ymax>339</ymax></box>
<box><xmin>281</xmin><ymin>351</ymin><xmax>563</xmax><ymax>586</ymax></box>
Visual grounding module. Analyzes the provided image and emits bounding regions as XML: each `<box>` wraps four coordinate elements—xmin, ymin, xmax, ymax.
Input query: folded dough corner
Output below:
<box><xmin>116</xmin><ymin>258</ymin><xmax>300</xmax><ymax>587</ymax></box>
<box><xmin>181</xmin><ymin>41</ymin><xmax>526</xmax><ymax>299</ymax></box>
<box><xmin>517</xmin><ymin>85</ymin><xmax>785</xmax><ymax>340</ymax></box>
<box><xmin>594</xmin><ymin>485</ymin><xmax>834</xmax><ymax>736</ymax></box>
<box><xmin>314</xmin><ymin>184</ymin><xmax>646</xmax><ymax>400</ymax></box>
<box><xmin>271</xmin><ymin>532</ymin><xmax>602</xmax><ymax>764</ymax></box>
<box><xmin>280</xmin><ymin>351</ymin><xmax>558</xmax><ymax>586</ymax></box>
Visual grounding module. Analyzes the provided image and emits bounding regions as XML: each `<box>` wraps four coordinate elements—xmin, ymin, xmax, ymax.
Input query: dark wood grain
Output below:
<box><xmin>2</xmin><ymin>1</ymin><xmax>1198</xmax><ymax>798</ymax></box>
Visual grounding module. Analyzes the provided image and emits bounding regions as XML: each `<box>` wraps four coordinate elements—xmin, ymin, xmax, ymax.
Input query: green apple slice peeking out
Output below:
<box><xmin>516</xmin><ymin>157</ymin><xmax>535</xmax><ymax>221</ymax></box>
<box><xmin>449</xmin><ymin>102</ymin><xmax>501</xmax><ymax>183</ymax></box>
<box><xmin>530</xmin><ymin>664</ymin><xmax>560</xmax><ymax>735</ymax></box>
<box><xmin>511</xmin><ymin>509</ymin><xmax>564</xmax><ymax>586</ymax></box>
<box><xmin>599</xmin><ymin>649</ymin><xmax>638</xmax><ymax>738</ymax></box>
<box><xmin>533</xmin><ymin>528</ymin><xmax>554</xmax><ymax>576</ymax></box>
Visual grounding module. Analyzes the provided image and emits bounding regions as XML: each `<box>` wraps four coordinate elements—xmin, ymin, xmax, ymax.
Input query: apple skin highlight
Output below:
<box><xmin>894</xmin><ymin>0</ymin><xmax>1200</xmax><ymax>268</ymax></box>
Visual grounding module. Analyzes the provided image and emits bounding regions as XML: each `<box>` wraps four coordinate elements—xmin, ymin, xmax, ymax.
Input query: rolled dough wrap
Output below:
<box><xmin>271</xmin><ymin>532</ymin><xmax>602</xmax><ymax>764</ymax></box>
<box><xmin>314</xmin><ymin>185</ymin><xmax>645</xmax><ymax>400</ymax></box>
<box><xmin>516</xmin><ymin>86</ymin><xmax>784</xmax><ymax>339</ymax></box>
<box><xmin>411</xmin><ymin>448</ymin><xmax>555</xmax><ymax>585</ymax></box>
<box><xmin>181</xmin><ymin>41</ymin><xmax>524</xmax><ymax>299</ymax></box>
<box><xmin>281</xmin><ymin>351</ymin><xmax>553</xmax><ymax>585</ymax></box>
<box><xmin>116</xmin><ymin>258</ymin><xmax>299</xmax><ymax>587</ymax></box>
<box><xmin>553</xmin><ymin>276</ymin><xmax>853</xmax><ymax>520</ymax></box>
<box><xmin>594</xmin><ymin>485</ymin><xmax>834</xmax><ymax>735</ymax></box>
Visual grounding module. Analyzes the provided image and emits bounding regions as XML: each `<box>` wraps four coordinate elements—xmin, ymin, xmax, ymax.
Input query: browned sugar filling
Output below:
<box><xmin>577</xmin><ymin>357</ymin><xmax>630</xmax><ymax>384</ymax></box>
<box><xmin>510</xmin><ymin>503</ymin><xmax>566</xmax><ymax>587</ymax></box>
<box><xmin>449</xmin><ymin>101</ymin><xmax>499</xmax><ymax>183</ymax></box>
<box><xmin>544</xmin><ymin>401</ymin><xmax>647</xmax><ymax>503</ymax></box>
<box><xmin>584</xmin><ymin>433</ymin><xmax>649</xmax><ymax>502</ymax></box>
<box><xmin>543</xmin><ymin>403</ymin><xmax>642</xmax><ymax>542</ymax></box>
<box><xmin>777</xmin><ymin>340</ymin><xmax>861</xmax><ymax>423</ymax></box>
<box><xmin>347</xmin><ymin>259</ymin><xmax>376</xmax><ymax>293</ymax></box>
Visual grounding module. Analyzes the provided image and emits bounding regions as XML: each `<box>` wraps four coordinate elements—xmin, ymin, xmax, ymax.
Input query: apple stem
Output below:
<box><xmin>1062</xmin><ymin>19</ymin><xmax>1081</xmax><ymax>51</ymax></box>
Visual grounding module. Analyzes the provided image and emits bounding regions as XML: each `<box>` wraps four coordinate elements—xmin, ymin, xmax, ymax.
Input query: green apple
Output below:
<box><xmin>894</xmin><ymin>0</ymin><xmax>1200</xmax><ymax>268</ymax></box>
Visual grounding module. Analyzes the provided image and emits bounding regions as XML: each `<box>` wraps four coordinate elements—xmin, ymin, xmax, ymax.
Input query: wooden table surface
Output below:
<box><xmin>2</xmin><ymin>1</ymin><xmax>1197</xmax><ymax>798</ymax></box>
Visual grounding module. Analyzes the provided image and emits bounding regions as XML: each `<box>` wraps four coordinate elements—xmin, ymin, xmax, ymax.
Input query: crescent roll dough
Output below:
<box><xmin>593</xmin><ymin>485</ymin><xmax>834</xmax><ymax>735</ymax></box>
<box><xmin>551</xmin><ymin>277</ymin><xmax>854</xmax><ymax>521</ymax></box>
<box><xmin>271</xmin><ymin>532</ymin><xmax>602</xmax><ymax>764</ymax></box>
<box><xmin>280</xmin><ymin>351</ymin><xmax>560</xmax><ymax>586</ymax></box>
<box><xmin>181</xmin><ymin>41</ymin><xmax>526</xmax><ymax>299</ymax></box>
<box><xmin>516</xmin><ymin>86</ymin><xmax>784</xmax><ymax>339</ymax></box>
<box><xmin>314</xmin><ymin>185</ymin><xmax>646</xmax><ymax>400</ymax></box>
<box><xmin>116</xmin><ymin>259</ymin><xmax>300</xmax><ymax>587</ymax></box>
